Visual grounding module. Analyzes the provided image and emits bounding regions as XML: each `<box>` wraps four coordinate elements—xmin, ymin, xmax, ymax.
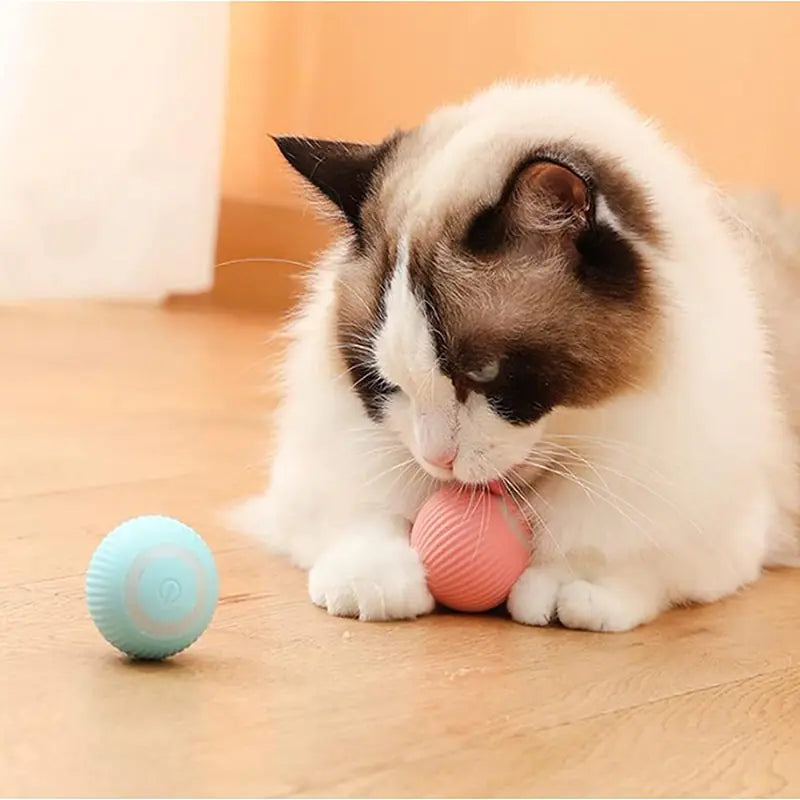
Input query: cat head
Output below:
<box><xmin>275</xmin><ymin>80</ymin><xmax>666</xmax><ymax>484</ymax></box>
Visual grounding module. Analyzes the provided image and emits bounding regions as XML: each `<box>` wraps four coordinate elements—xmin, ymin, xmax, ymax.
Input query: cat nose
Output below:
<box><xmin>425</xmin><ymin>450</ymin><xmax>456</xmax><ymax>471</ymax></box>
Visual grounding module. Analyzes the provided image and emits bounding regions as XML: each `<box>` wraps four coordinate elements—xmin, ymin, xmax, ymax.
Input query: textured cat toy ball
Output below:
<box><xmin>411</xmin><ymin>484</ymin><xmax>533</xmax><ymax>612</ymax></box>
<box><xmin>85</xmin><ymin>515</ymin><xmax>219</xmax><ymax>660</ymax></box>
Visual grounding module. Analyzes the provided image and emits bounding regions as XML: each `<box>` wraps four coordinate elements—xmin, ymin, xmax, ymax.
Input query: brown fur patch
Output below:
<box><xmin>334</xmin><ymin>136</ymin><xmax>664</xmax><ymax>424</ymax></box>
<box><xmin>406</xmin><ymin>225</ymin><xmax>662</xmax><ymax>422</ymax></box>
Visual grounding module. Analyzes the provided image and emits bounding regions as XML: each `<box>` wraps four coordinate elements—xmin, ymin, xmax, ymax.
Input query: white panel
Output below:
<box><xmin>0</xmin><ymin>2</ymin><xmax>229</xmax><ymax>300</ymax></box>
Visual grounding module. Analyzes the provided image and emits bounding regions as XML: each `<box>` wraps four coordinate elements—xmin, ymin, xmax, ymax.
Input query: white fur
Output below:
<box><xmin>228</xmin><ymin>79</ymin><xmax>799</xmax><ymax>630</ymax></box>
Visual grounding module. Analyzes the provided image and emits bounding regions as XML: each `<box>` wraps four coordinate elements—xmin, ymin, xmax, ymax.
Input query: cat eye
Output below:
<box><xmin>466</xmin><ymin>359</ymin><xmax>500</xmax><ymax>384</ymax></box>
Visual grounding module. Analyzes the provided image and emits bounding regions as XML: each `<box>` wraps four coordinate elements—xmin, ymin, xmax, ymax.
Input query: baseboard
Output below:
<box><xmin>167</xmin><ymin>198</ymin><xmax>334</xmax><ymax>314</ymax></box>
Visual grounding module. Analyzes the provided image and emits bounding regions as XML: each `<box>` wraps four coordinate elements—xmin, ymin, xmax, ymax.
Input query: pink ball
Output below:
<box><xmin>410</xmin><ymin>484</ymin><xmax>533</xmax><ymax>613</ymax></box>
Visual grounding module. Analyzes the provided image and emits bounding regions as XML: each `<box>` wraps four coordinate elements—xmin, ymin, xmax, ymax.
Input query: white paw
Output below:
<box><xmin>308</xmin><ymin>534</ymin><xmax>434</xmax><ymax>621</ymax></box>
<box><xmin>555</xmin><ymin>580</ymin><xmax>645</xmax><ymax>632</ymax></box>
<box><xmin>508</xmin><ymin>567</ymin><xmax>654</xmax><ymax>632</ymax></box>
<box><xmin>507</xmin><ymin>565</ymin><xmax>562</xmax><ymax>626</ymax></box>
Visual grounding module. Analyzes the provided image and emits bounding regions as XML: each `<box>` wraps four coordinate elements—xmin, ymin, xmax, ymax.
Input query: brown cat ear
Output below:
<box><xmin>272</xmin><ymin>136</ymin><xmax>393</xmax><ymax>242</ymax></box>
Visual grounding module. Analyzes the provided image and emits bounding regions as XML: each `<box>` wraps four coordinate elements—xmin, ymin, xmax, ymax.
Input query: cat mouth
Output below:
<box><xmin>417</xmin><ymin>453</ymin><xmax>535</xmax><ymax>490</ymax></box>
<box><xmin>443</xmin><ymin>478</ymin><xmax>505</xmax><ymax>494</ymax></box>
<box><xmin>452</xmin><ymin>460</ymin><xmax>547</xmax><ymax>494</ymax></box>
<box><xmin>419</xmin><ymin>460</ymin><xmax>457</xmax><ymax>481</ymax></box>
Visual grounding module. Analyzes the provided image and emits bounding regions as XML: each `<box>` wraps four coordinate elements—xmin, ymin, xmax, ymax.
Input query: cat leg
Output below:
<box><xmin>506</xmin><ymin>470</ymin><xmax>674</xmax><ymax>631</ymax></box>
<box><xmin>224</xmin><ymin>448</ymin><xmax>333</xmax><ymax>570</ymax></box>
<box><xmin>508</xmin><ymin>482</ymin><xmax>777</xmax><ymax>632</ymax></box>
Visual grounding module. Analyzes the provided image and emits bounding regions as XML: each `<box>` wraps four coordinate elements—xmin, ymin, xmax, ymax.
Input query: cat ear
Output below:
<box><xmin>272</xmin><ymin>136</ymin><xmax>389</xmax><ymax>239</ymax></box>
<box><xmin>514</xmin><ymin>161</ymin><xmax>591</xmax><ymax>221</ymax></box>
<box><xmin>466</xmin><ymin>159</ymin><xmax>592</xmax><ymax>253</ymax></box>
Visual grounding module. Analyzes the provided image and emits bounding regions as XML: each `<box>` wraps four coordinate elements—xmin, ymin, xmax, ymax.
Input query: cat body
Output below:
<box><xmin>231</xmin><ymin>79</ymin><xmax>799</xmax><ymax>631</ymax></box>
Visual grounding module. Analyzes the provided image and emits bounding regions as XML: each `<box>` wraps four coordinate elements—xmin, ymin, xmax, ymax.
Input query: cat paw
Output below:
<box><xmin>508</xmin><ymin>568</ymin><xmax>654</xmax><ymax>632</ymax></box>
<box><xmin>507</xmin><ymin>565</ymin><xmax>562</xmax><ymax>626</ymax></box>
<box><xmin>308</xmin><ymin>534</ymin><xmax>435</xmax><ymax>621</ymax></box>
<box><xmin>555</xmin><ymin>580</ymin><xmax>645</xmax><ymax>632</ymax></box>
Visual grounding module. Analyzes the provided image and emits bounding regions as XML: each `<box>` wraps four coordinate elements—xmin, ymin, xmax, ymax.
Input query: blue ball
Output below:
<box><xmin>85</xmin><ymin>515</ymin><xmax>219</xmax><ymax>660</ymax></box>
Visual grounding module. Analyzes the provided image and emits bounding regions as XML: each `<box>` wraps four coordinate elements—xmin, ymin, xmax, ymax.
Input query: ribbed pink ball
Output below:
<box><xmin>410</xmin><ymin>484</ymin><xmax>533</xmax><ymax>613</ymax></box>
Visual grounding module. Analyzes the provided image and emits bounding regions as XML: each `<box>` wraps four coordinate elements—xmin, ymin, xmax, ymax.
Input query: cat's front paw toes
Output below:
<box><xmin>556</xmin><ymin>580</ymin><xmax>644</xmax><ymax>632</ymax></box>
<box><xmin>308</xmin><ymin>536</ymin><xmax>434</xmax><ymax>621</ymax></box>
<box><xmin>507</xmin><ymin>565</ymin><xmax>562</xmax><ymax>626</ymax></box>
<box><xmin>509</xmin><ymin>568</ymin><xmax>655</xmax><ymax>632</ymax></box>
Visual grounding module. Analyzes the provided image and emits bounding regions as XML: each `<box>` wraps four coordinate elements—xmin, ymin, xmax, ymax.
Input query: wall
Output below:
<box><xmin>212</xmin><ymin>2</ymin><xmax>800</xmax><ymax>310</ymax></box>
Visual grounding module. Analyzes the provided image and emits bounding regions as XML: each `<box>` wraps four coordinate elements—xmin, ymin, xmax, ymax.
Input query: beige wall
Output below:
<box><xmin>222</xmin><ymin>2</ymin><xmax>800</xmax><ymax>208</ymax></box>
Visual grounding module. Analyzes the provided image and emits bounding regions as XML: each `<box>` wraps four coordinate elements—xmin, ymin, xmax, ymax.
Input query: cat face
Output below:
<box><xmin>275</xmin><ymin>82</ymin><xmax>665</xmax><ymax>484</ymax></box>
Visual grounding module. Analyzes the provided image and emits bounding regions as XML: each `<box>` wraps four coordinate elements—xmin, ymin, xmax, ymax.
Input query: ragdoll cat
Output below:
<box><xmin>230</xmin><ymin>78</ymin><xmax>800</xmax><ymax>632</ymax></box>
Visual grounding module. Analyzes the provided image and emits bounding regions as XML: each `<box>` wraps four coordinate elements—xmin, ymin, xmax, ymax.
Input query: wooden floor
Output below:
<box><xmin>2</xmin><ymin>302</ymin><xmax>799</xmax><ymax>798</ymax></box>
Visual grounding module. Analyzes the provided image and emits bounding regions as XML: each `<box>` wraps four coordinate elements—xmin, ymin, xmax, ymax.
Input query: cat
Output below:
<box><xmin>228</xmin><ymin>78</ymin><xmax>800</xmax><ymax>632</ymax></box>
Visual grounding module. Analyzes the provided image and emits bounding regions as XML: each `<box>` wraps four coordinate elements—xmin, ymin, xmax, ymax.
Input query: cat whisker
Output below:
<box><xmin>523</xmin><ymin>457</ymin><xmax>669</xmax><ymax>554</ymax></box>
<box><xmin>534</xmin><ymin>439</ymin><xmax>705</xmax><ymax>540</ymax></box>
<box><xmin>501</xmin><ymin>468</ymin><xmax>576</xmax><ymax>579</ymax></box>
<box><xmin>362</xmin><ymin>457</ymin><xmax>419</xmax><ymax>491</ymax></box>
<box><xmin>215</xmin><ymin>256</ymin><xmax>314</xmax><ymax>271</ymax></box>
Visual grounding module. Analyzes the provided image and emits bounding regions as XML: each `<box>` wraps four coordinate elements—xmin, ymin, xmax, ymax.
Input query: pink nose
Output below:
<box><xmin>426</xmin><ymin>451</ymin><xmax>456</xmax><ymax>471</ymax></box>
